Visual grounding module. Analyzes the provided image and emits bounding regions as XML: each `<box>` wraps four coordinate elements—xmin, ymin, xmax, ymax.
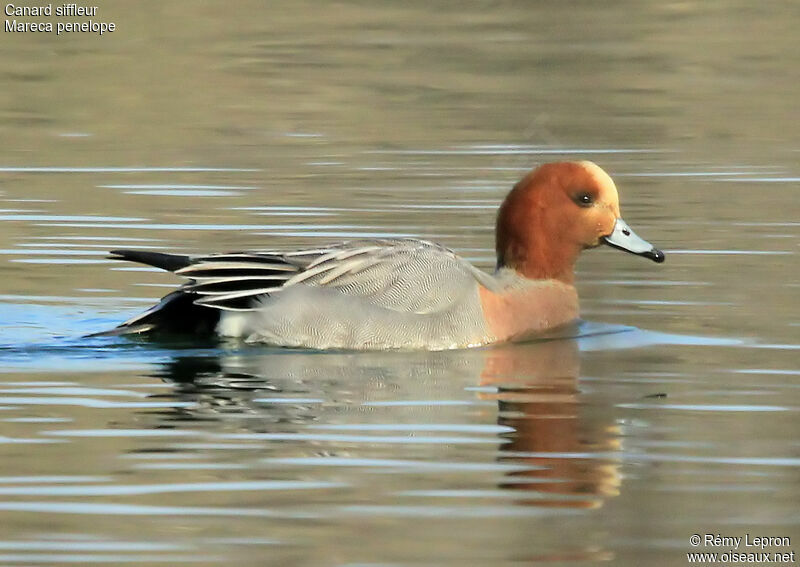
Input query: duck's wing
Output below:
<box><xmin>99</xmin><ymin>248</ymin><xmax>309</xmax><ymax>334</ymax></box>
<box><xmin>101</xmin><ymin>239</ymin><xmax>491</xmax><ymax>339</ymax></box>
<box><xmin>178</xmin><ymin>239</ymin><xmax>489</xmax><ymax>313</ymax></box>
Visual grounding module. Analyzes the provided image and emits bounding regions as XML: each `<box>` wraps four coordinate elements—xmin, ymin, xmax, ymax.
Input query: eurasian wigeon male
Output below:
<box><xmin>99</xmin><ymin>161</ymin><xmax>664</xmax><ymax>350</ymax></box>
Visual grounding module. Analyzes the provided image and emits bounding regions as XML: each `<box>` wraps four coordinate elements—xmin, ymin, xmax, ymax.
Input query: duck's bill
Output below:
<box><xmin>603</xmin><ymin>218</ymin><xmax>665</xmax><ymax>263</ymax></box>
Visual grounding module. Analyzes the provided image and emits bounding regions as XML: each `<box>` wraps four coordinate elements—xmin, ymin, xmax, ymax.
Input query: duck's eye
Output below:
<box><xmin>575</xmin><ymin>192</ymin><xmax>594</xmax><ymax>207</ymax></box>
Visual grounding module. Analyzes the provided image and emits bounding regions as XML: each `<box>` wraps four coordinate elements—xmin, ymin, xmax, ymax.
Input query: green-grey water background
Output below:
<box><xmin>0</xmin><ymin>1</ymin><xmax>797</xmax><ymax>565</ymax></box>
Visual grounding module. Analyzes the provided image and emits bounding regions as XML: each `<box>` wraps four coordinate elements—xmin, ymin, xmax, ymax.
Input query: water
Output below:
<box><xmin>0</xmin><ymin>2</ymin><xmax>798</xmax><ymax>565</ymax></box>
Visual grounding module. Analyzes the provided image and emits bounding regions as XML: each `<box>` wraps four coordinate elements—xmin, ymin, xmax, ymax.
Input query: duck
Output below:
<box><xmin>98</xmin><ymin>161</ymin><xmax>664</xmax><ymax>350</ymax></box>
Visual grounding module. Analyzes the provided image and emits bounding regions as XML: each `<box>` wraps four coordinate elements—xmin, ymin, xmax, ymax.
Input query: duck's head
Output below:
<box><xmin>496</xmin><ymin>161</ymin><xmax>664</xmax><ymax>283</ymax></box>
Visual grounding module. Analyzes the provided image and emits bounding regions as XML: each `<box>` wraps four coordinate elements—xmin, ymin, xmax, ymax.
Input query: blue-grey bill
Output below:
<box><xmin>603</xmin><ymin>218</ymin><xmax>665</xmax><ymax>263</ymax></box>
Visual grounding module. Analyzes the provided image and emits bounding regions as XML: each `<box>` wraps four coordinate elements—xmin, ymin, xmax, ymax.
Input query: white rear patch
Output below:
<box><xmin>216</xmin><ymin>312</ymin><xmax>249</xmax><ymax>337</ymax></box>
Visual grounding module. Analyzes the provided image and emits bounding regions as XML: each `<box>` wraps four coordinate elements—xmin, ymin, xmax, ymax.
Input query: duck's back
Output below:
<box><xmin>214</xmin><ymin>239</ymin><xmax>492</xmax><ymax>350</ymax></box>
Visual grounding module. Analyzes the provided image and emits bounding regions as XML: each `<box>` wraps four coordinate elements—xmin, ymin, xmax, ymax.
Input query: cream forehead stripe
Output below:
<box><xmin>576</xmin><ymin>161</ymin><xmax>618</xmax><ymax>197</ymax></box>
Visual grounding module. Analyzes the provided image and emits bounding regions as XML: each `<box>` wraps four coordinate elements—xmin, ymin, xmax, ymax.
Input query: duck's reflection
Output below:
<box><xmin>149</xmin><ymin>333</ymin><xmax>621</xmax><ymax>510</ymax></box>
<box><xmin>479</xmin><ymin>340</ymin><xmax>620</xmax><ymax>509</ymax></box>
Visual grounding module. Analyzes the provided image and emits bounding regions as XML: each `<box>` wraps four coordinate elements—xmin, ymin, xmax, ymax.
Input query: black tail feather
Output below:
<box><xmin>89</xmin><ymin>250</ymin><xmax>220</xmax><ymax>338</ymax></box>
<box><xmin>89</xmin><ymin>291</ymin><xmax>220</xmax><ymax>338</ymax></box>
<box><xmin>109</xmin><ymin>250</ymin><xmax>192</xmax><ymax>272</ymax></box>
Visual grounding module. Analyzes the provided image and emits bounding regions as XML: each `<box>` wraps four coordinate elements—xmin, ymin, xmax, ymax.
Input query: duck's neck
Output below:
<box><xmin>495</xmin><ymin>218</ymin><xmax>580</xmax><ymax>284</ymax></box>
<box><xmin>496</xmin><ymin>244</ymin><xmax>578</xmax><ymax>284</ymax></box>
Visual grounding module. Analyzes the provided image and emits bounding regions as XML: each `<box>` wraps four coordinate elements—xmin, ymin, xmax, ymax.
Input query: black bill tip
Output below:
<box><xmin>644</xmin><ymin>248</ymin><xmax>666</xmax><ymax>263</ymax></box>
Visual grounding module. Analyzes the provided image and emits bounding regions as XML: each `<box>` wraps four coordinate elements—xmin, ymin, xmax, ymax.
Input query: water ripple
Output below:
<box><xmin>0</xmin><ymin>167</ymin><xmax>260</xmax><ymax>173</ymax></box>
<box><xmin>0</xmin><ymin>480</ymin><xmax>344</xmax><ymax>496</ymax></box>
<box><xmin>264</xmin><ymin>456</ymin><xmax>536</xmax><ymax>473</ymax></box>
<box><xmin>0</xmin><ymin>501</ymin><xmax>317</xmax><ymax>518</ymax></box>
<box><xmin>0</xmin><ymin>397</ymin><xmax>196</xmax><ymax>409</ymax></box>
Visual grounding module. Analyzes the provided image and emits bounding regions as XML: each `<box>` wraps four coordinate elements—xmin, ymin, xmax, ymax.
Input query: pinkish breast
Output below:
<box><xmin>478</xmin><ymin>279</ymin><xmax>579</xmax><ymax>343</ymax></box>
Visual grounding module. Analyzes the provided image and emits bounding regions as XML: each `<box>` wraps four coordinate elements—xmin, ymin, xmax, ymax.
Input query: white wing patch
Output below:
<box><xmin>286</xmin><ymin>246</ymin><xmax>384</xmax><ymax>286</ymax></box>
